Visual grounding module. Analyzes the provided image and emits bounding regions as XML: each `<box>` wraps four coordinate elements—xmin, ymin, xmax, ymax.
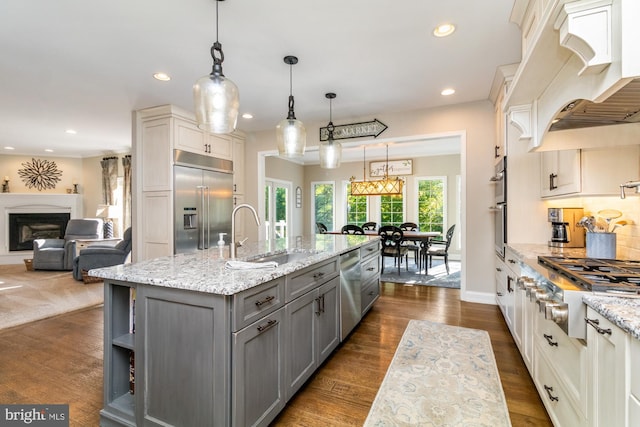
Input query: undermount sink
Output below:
<box><xmin>249</xmin><ymin>251</ymin><xmax>315</xmax><ymax>265</ymax></box>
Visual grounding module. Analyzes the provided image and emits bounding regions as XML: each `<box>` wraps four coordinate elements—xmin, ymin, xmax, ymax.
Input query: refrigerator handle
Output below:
<box><xmin>205</xmin><ymin>186</ymin><xmax>210</xmax><ymax>249</ymax></box>
<box><xmin>197</xmin><ymin>185</ymin><xmax>206</xmax><ymax>250</ymax></box>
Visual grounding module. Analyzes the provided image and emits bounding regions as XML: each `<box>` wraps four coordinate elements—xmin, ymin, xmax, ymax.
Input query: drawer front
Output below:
<box><xmin>233</xmin><ymin>278</ymin><xmax>285</xmax><ymax>331</ymax></box>
<box><xmin>360</xmin><ymin>241</ymin><xmax>380</xmax><ymax>261</ymax></box>
<box><xmin>535</xmin><ymin>312</ymin><xmax>586</xmax><ymax>402</ymax></box>
<box><xmin>534</xmin><ymin>349</ymin><xmax>585</xmax><ymax>427</ymax></box>
<box><xmin>286</xmin><ymin>257</ymin><xmax>339</xmax><ymax>302</ymax></box>
<box><xmin>361</xmin><ymin>278</ymin><xmax>380</xmax><ymax>315</ymax></box>
<box><xmin>361</xmin><ymin>254</ymin><xmax>380</xmax><ymax>283</ymax></box>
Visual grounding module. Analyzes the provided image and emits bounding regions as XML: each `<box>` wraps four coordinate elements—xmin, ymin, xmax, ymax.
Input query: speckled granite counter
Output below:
<box><xmin>583</xmin><ymin>295</ymin><xmax>640</xmax><ymax>341</ymax></box>
<box><xmin>89</xmin><ymin>234</ymin><xmax>378</xmax><ymax>295</ymax></box>
<box><xmin>508</xmin><ymin>243</ymin><xmax>586</xmax><ymax>261</ymax></box>
<box><xmin>364</xmin><ymin>320</ymin><xmax>511</xmax><ymax>427</ymax></box>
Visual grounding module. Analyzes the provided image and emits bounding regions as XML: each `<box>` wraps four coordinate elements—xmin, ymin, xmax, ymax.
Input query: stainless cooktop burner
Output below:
<box><xmin>538</xmin><ymin>256</ymin><xmax>640</xmax><ymax>294</ymax></box>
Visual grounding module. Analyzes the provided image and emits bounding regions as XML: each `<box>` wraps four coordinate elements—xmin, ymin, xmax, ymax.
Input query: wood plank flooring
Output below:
<box><xmin>0</xmin><ymin>282</ymin><xmax>551</xmax><ymax>426</ymax></box>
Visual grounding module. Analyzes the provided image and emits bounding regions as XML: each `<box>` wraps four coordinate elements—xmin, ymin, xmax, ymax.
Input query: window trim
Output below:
<box><xmin>310</xmin><ymin>180</ymin><xmax>336</xmax><ymax>232</ymax></box>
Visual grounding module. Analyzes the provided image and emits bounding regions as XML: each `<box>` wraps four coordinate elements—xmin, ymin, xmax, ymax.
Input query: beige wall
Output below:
<box><xmin>264</xmin><ymin>156</ymin><xmax>305</xmax><ymax>238</ymax></box>
<box><xmin>0</xmin><ymin>154</ymin><xmax>84</xmax><ymax>195</ymax></box>
<box><xmin>245</xmin><ymin>100</ymin><xmax>497</xmax><ymax>303</ymax></box>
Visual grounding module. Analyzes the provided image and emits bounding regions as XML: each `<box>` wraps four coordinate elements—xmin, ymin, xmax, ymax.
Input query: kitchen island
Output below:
<box><xmin>91</xmin><ymin>234</ymin><xmax>380</xmax><ymax>427</ymax></box>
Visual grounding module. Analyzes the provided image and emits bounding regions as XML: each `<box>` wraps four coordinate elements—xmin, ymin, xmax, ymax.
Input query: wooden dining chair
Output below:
<box><xmin>424</xmin><ymin>224</ymin><xmax>456</xmax><ymax>274</ymax></box>
<box><xmin>400</xmin><ymin>222</ymin><xmax>420</xmax><ymax>266</ymax></box>
<box><xmin>362</xmin><ymin>222</ymin><xmax>377</xmax><ymax>231</ymax></box>
<box><xmin>378</xmin><ymin>225</ymin><xmax>408</xmax><ymax>274</ymax></box>
<box><xmin>341</xmin><ymin>224</ymin><xmax>364</xmax><ymax>234</ymax></box>
<box><xmin>316</xmin><ymin>222</ymin><xmax>328</xmax><ymax>234</ymax></box>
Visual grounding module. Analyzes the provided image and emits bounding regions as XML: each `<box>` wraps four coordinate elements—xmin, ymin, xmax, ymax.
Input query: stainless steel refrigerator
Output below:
<box><xmin>173</xmin><ymin>150</ymin><xmax>233</xmax><ymax>254</ymax></box>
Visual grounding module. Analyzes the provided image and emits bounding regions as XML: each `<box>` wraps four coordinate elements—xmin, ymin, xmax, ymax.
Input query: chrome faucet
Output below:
<box><xmin>619</xmin><ymin>180</ymin><xmax>640</xmax><ymax>199</ymax></box>
<box><xmin>230</xmin><ymin>204</ymin><xmax>260</xmax><ymax>259</ymax></box>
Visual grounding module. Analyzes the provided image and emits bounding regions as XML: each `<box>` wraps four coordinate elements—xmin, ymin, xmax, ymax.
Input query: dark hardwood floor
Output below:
<box><xmin>0</xmin><ymin>282</ymin><xmax>551</xmax><ymax>426</ymax></box>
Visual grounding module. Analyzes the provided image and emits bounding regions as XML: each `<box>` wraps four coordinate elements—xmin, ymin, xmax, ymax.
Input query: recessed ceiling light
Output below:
<box><xmin>242</xmin><ymin>113</ymin><xmax>253</xmax><ymax>119</ymax></box>
<box><xmin>65</xmin><ymin>129</ymin><xmax>77</xmax><ymax>134</ymax></box>
<box><xmin>45</xmin><ymin>149</ymin><xmax>54</xmax><ymax>153</ymax></box>
<box><xmin>153</xmin><ymin>72</ymin><xmax>171</xmax><ymax>81</ymax></box>
<box><xmin>441</xmin><ymin>88</ymin><xmax>456</xmax><ymax>96</ymax></box>
<box><xmin>433</xmin><ymin>23</ymin><xmax>456</xmax><ymax>37</ymax></box>
<box><xmin>4</xmin><ymin>146</ymin><xmax>15</xmax><ymax>150</ymax></box>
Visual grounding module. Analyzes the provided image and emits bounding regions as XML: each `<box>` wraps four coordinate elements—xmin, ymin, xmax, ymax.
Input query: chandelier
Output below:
<box><xmin>350</xmin><ymin>145</ymin><xmax>403</xmax><ymax>196</ymax></box>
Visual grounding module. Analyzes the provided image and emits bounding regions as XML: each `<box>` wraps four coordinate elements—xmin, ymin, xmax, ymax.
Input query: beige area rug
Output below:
<box><xmin>0</xmin><ymin>264</ymin><xmax>103</xmax><ymax>330</ymax></box>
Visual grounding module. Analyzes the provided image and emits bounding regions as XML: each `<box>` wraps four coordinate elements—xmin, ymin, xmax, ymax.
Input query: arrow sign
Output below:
<box><xmin>319</xmin><ymin>119</ymin><xmax>388</xmax><ymax>141</ymax></box>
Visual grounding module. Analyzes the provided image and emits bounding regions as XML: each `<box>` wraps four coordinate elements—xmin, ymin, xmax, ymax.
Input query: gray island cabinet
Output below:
<box><xmin>95</xmin><ymin>235</ymin><xmax>380</xmax><ymax>427</ymax></box>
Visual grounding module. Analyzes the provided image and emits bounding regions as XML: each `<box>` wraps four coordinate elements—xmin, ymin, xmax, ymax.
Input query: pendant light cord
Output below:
<box><xmin>210</xmin><ymin>0</ymin><xmax>224</xmax><ymax>75</ymax></box>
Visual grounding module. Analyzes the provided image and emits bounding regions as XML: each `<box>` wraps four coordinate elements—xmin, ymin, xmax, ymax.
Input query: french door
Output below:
<box><xmin>264</xmin><ymin>179</ymin><xmax>291</xmax><ymax>241</ymax></box>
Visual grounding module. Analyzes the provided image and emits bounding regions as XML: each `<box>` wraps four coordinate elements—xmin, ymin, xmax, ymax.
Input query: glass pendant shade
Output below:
<box><xmin>193</xmin><ymin>73</ymin><xmax>239</xmax><ymax>134</ymax></box>
<box><xmin>276</xmin><ymin>117</ymin><xmax>306</xmax><ymax>158</ymax></box>
<box><xmin>319</xmin><ymin>140</ymin><xmax>342</xmax><ymax>169</ymax></box>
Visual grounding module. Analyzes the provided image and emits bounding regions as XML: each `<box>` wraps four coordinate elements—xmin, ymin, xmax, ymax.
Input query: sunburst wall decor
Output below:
<box><xmin>18</xmin><ymin>158</ymin><xmax>63</xmax><ymax>191</ymax></box>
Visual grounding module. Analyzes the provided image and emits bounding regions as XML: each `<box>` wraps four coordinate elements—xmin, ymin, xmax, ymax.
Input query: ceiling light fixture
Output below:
<box><xmin>153</xmin><ymin>72</ymin><xmax>171</xmax><ymax>81</ymax></box>
<box><xmin>441</xmin><ymin>88</ymin><xmax>455</xmax><ymax>96</ymax></box>
<box><xmin>319</xmin><ymin>93</ymin><xmax>341</xmax><ymax>169</ymax></box>
<box><xmin>65</xmin><ymin>129</ymin><xmax>77</xmax><ymax>134</ymax></box>
<box><xmin>4</xmin><ymin>147</ymin><xmax>15</xmax><ymax>150</ymax></box>
<box><xmin>433</xmin><ymin>23</ymin><xmax>456</xmax><ymax>37</ymax></box>
<box><xmin>193</xmin><ymin>0</ymin><xmax>239</xmax><ymax>134</ymax></box>
<box><xmin>44</xmin><ymin>149</ymin><xmax>53</xmax><ymax>153</ymax></box>
<box><xmin>276</xmin><ymin>55</ymin><xmax>306</xmax><ymax>158</ymax></box>
<box><xmin>242</xmin><ymin>113</ymin><xmax>253</xmax><ymax>119</ymax></box>
<box><xmin>350</xmin><ymin>145</ymin><xmax>403</xmax><ymax>196</ymax></box>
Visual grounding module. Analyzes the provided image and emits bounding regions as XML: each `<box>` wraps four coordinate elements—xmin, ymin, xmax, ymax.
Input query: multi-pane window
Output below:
<box><xmin>417</xmin><ymin>177</ymin><xmax>445</xmax><ymax>233</ymax></box>
<box><xmin>313</xmin><ymin>182</ymin><xmax>334</xmax><ymax>231</ymax></box>
<box><xmin>346</xmin><ymin>183</ymin><xmax>367</xmax><ymax>225</ymax></box>
<box><xmin>380</xmin><ymin>194</ymin><xmax>404</xmax><ymax>227</ymax></box>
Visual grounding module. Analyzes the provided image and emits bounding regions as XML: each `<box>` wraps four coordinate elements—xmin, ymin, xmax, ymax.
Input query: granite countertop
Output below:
<box><xmin>583</xmin><ymin>295</ymin><xmax>640</xmax><ymax>341</ymax></box>
<box><xmin>89</xmin><ymin>234</ymin><xmax>378</xmax><ymax>296</ymax></box>
<box><xmin>507</xmin><ymin>243</ymin><xmax>587</xmax><ymax>261</ymax></box>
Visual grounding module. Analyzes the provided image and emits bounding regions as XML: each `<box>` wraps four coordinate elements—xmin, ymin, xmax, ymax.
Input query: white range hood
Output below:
<box><xmin>503</xmin><ymin>0</ymin><xmax>640</xmax><ymax>150</ymax></box>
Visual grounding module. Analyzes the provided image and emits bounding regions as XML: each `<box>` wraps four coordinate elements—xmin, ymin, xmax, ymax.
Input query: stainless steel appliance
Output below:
<box><xmin>548</xmin><ymin>207</ymin><xmax>584</xmax><ymax>248</ymax></box>
<box><xmin>173</xmin><ymin>150</ymin><xmax>233</xmax><ymax>254</ymax></box>
<box><xmin>339</xmin><ymin>248</ymin><xmax>361</xmax><ymax>340</ymax></box>
<box><xmin>491</xmin><ymin>157</ymin><xmax>507</xmax><ymax>258</ymax></box>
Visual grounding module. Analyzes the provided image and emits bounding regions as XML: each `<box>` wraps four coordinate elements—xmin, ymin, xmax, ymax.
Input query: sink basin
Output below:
<box><xmin>249</xmin><ymin>251</ymin><xmax>314</xmax><ymax>265</ymax></box>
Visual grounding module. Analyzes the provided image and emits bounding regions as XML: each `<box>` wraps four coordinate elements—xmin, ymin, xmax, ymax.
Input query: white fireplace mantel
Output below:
<box><xmin>1</xmin><ymin>193</ymin><xmax>83</xmax><ymax>264</ymax></box>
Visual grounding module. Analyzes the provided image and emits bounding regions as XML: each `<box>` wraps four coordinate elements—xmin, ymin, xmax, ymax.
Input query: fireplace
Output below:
<box><xmin>9</xmin><ymin>213</ymin><xmax>71</xmax><ymax>251</ymax></box>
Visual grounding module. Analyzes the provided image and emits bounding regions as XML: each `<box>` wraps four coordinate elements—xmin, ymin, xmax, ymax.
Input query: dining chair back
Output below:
<box><xmin>316</xmin><ymin>222</ymin><xmax>328</xmax><ymax>234</ymax></box>
<box><xmin>362</xmin><ymin>222</ymin><xmax>377</xmax><ymax>231</ymax></box>
<box><xmin>399</xmin><ymin>222</ymin><xmax>419</xmax><ymax>266</ymax></box>
<box><xmin>378</xmin><ymin>225</ymin><xmax>408</xmax><ymax>274</ymax></box>
<box><xmin>341</xmin><ymin>224</ymin><xmax>365</xmax><ymax>235</ymax></box>
<box><xmin>424</xmin><ymin>224</ymin><xmax>456</xmax><ymax>274</ymax></box>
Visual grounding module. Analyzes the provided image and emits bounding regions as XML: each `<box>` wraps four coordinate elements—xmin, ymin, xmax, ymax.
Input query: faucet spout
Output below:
<box><xmin>230</xmin><ymin>204</ymin><xmax>261</xmax><ymax>258</ymax></box>
<box><xmin>619</xmin><ymin>180</ymin><xmax>640</xmax><ymax>199</ymax></box>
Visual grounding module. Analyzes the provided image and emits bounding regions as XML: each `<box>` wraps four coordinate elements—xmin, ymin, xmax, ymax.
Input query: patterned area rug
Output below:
<box><xmin>380</xmin><ymin>257</ymin><xmax>461</xmax><ymax>288</ymax></box>
<box><xmin>0</xmin><ymin>264</ymin><xmax>103</xmax><ymax>330</ymax></box>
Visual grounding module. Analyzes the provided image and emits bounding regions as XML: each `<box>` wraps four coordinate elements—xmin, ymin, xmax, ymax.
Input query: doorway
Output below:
<box><xmin>264</xmin><ymin>179</ymin><xmax>291</xmax><ymax>242</ymax></box>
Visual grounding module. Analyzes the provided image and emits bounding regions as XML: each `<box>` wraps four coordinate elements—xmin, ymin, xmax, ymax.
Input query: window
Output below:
<box><xmin>416</xmin><ymin>177</ymin><xmax>445</xmax><ymax>233</ymax></box>
<box><xmin>345</xmin><ymin>183</ymin><xmax>367</xmax><ymax>225</ymax></box>
<box><xmin>380</xmin><ymin>194</ymin><xmax>404</xmax><ymax>227</ymax></box>
<box><xmin>312</xmin><ymin>182</ymin><xmax>334</xmax><ymax>231</ymax></box>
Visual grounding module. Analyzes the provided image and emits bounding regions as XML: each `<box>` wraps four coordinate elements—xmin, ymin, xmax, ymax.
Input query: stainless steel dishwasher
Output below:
<box><xmin>340</xmin><ymin>248</ymin><xmax>361</xmax><ymax>340</ymax></box>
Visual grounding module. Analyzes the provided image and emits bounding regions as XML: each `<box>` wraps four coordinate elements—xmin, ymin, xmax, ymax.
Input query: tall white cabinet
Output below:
<box><xmin>132</xmin><ymin>104</ymin><xmax>245</xmax><ymax>261</ymax></box>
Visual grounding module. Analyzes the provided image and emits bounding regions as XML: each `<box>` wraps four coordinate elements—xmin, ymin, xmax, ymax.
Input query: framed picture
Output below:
<box><xmin>369</xmin><ymin>159</ymin><xmax>413</xmax><ymax>177</ymax></box>
<box><xmin>295</xmin><ymin>186</ymin><xmax>302</xmax><ymax>208</ymax></box>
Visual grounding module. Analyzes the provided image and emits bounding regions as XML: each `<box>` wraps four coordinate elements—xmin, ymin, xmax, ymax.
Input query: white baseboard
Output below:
<box><xmin>460</xmin><ymin>290</ymin><xmax>497</xmax><ymax>305</ymax></box>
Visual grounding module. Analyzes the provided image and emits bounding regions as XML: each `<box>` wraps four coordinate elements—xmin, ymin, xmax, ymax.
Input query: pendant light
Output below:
<box><xmin>193</xmin><ymin>0</ymin><xmax>239</xmax><ymax>134</ymax></box>
<box><xmin>319</xmin><ymin>92</ymin><xmax>342</xmax><ymax>169</ymax></box>
<box><xmin>350</xmin><ymin>144</ymin><xmax>403</xmax><ymax>195</ymax></box>
<box><xmin>276</xmin><ymin>56</ymin><xmax>306</xmax><ymax>158</ymax></box>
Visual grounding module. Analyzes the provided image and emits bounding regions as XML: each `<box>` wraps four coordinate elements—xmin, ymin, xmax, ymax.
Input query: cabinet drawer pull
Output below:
<box><xmin>366</xmin><ymin>267</ymin><xmax>376</xmax><ymax>271</ymax></box>
<box><xmin>544</xmin><ymin>385</ymin><xmax>559</xmax><ymax>402</ymax></box>
<box><xmin>312</xmin><ymin>272</ymin><xmax>325</xmax><ymax>280</ymax></box>
<box><xmin>496</xmin><ymin>267</ymin><xmax>502</xmax><ymax>272</ymax></box>
<box><xmin>315</xmin><ymin>294</ymin><xmax>326</xmax><ymax>315</ymax></box>
<box><xmin>257</xmin><ymin>319</ymin><xmax>278</xmax><ymax>333</ymax></box>
<box><xmin>585</xmin><ymin>317</ymin><xmax>612</xmax><ymax>336</ymax></box>
<box><xmin>543</xmin><ymin>334</ymin><xmax>558</xmax><ymax>347</ymax></box>
<box><xmin>255</xmin><ymin>295</ymin><xmax>275</xmax><ymax>307</ymax></box>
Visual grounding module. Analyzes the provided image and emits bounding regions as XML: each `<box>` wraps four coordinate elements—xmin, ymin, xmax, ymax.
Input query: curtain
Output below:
<box><xmin>122</xmin><ymin>155</ymin><xmax>132</xmax><ymax>230</ymax></box>
<box><xmin>101</xmin><ymin>156</ymin><xmax>118</xmax><ymax>205</ymax></box>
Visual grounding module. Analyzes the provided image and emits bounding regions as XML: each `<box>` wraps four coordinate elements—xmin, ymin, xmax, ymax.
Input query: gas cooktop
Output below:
<box><xmin>538</xmin><ymin>256</ymin><xmax>640</xmax><ymax>295</ymax></box>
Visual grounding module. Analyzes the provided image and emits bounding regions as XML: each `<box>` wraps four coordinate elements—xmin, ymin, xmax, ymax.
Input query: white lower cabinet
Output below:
<box><xmin>585</xmin><ymin>307</ymin><xmax>628</xmax><ymax>427</ymax></box>
<box><xmin>630</xmin><ymin>337</ymin><xmax>640</xmax><ymax>427</ymax></box>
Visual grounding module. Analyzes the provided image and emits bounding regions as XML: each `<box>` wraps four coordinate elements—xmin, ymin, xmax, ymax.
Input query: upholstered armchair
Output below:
<box><xmin>32</xmin><ymin>219</ymin><xmax>102</xmax><ymax>271</ymax></box>
<box><xmin>73</xmin><ymin>227</ymin><xmax>132</xmax><ymax>281</ymax></box>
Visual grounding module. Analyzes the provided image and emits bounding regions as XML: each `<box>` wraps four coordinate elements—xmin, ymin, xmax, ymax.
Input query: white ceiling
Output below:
<box><xmin>0</xmin><ymin>0</ymin><xmax>521</xmax><ymax>161</ymax></box>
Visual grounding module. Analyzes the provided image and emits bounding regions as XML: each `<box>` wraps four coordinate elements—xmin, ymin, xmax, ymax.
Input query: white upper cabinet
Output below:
<box><xmin>540</xmin><ymin>149</ymin><xmax>581</xmax><ymax>197</ymax></box>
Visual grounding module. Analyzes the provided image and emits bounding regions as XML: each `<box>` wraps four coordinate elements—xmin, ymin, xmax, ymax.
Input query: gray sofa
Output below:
<box><xmin>72</xmin><ymin>227</ymin><xmax>132</xmax><ymax>281</ymax></box>
<box><xmin>32</xmin><ymin>219</ymin><xmax>102</xmax><ymax>271</ymax></box>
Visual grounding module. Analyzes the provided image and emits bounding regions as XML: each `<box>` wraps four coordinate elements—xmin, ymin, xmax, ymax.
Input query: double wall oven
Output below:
<box><xmin>492</xmin><ymin>157</ymin><xmax>507</xmax><ymax>259</ymax></box>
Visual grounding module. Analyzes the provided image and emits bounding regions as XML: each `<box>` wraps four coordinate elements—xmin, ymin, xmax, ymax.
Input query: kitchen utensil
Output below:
<box><xmin>597</xmin><ymin>209</ymin><xmax>622</xmax><ymax>232</ymax></box>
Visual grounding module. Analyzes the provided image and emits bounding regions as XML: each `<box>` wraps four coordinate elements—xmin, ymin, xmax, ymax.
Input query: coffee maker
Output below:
<box><xmin>548</xmin><ymin>207</ymin><xmax>585</xmax><ymax>248</ymax></box>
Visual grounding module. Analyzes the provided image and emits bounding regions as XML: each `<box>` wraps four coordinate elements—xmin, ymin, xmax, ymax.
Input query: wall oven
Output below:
<box><xmin>491</xmin><ymin>157</ymin><xmax>507</xmax><ymax>258</ymax></box>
